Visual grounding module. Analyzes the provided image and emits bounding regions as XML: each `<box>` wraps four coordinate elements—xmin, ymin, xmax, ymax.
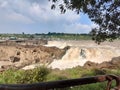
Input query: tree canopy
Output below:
<box><xmin>50</xmin><ymin>0</ymin><xmax>120</xmax><ymax>44</ymax></box>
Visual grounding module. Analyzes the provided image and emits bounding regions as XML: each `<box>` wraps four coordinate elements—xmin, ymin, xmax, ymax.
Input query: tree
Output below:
<box><xmin>50</xmin><ymin>0</ymin><xmax>120</xmax><ymax>44</ymax></box>
<box><xmin>22</xmin><ymin>32</ymin><xmax>25</xmax><ymax>35</ymax></box>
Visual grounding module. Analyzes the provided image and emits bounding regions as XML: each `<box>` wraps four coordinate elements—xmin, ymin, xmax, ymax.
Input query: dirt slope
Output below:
<box><xmin>0</xmin><ymin>45</ymin><xmax>66</xmax><ymax>71</ymax></box>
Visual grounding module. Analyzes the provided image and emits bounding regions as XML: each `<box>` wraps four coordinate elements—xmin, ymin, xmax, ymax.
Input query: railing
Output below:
<box><xmin>0</xmin><ymin>75</ymin><xmax>120</xmax><ymax>90</ymax></box>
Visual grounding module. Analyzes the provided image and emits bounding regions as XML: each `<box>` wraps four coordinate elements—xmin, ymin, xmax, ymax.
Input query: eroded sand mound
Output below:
<box><xmin>0</xmin><ymin>45</ymin><xmax>66</xmax><ymax>71</ymax></box>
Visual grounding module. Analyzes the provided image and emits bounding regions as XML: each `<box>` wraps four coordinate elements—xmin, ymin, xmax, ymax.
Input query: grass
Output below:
<box><xmin>0</xmin><ymin>67</ymin><xmax>49</xmax><ymax>84</ymax></box>
<box><xmin>0</xmin><ymin>66</ymin><xmax>119</xmax><ymax>90</ymax></box>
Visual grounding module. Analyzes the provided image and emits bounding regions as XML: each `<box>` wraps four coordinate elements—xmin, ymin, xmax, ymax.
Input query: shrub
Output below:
<box><xmin>0</xmin><ymin>66</ymin><xmax>50</xmax><ymax>84</ymax></box>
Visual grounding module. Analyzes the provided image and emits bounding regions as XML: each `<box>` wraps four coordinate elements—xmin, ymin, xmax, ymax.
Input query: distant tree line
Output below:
<box><xmin>0</xmin><ymin>33</ymin><xmax>92</xmax><ymax>40</ymax></box>
<box><xmin>35</xmin><ymin>32</ymin><xmax>89</xmax><ymax>36</ymax></box>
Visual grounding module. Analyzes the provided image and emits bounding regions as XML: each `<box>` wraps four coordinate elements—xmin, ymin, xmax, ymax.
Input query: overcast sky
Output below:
<box><xmin>0</xmin><ymin>0</ymin><xmax>96</xmax><ymax>34</ymax></box>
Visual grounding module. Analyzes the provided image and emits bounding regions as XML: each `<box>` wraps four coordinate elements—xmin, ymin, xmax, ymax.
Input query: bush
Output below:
<box><xmin>0</xmin><ymin>66</ymin><xmax>50</xmax><ymax>84</ymax></box>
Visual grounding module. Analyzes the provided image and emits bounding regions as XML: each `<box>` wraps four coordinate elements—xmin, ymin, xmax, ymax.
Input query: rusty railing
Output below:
<box><xmin>0</xmin><ymin>75</ymin><xmax>120</xmax><ymax>90</ymax></box>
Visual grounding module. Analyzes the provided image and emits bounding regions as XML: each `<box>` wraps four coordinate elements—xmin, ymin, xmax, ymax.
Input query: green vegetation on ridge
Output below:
<box><xmin>0</xmin><ymin>33</ymin><xmax>92</xmax><ymax>40</ymax></box>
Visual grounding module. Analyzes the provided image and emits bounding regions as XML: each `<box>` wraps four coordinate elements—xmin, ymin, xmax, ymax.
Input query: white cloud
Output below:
<box><xmin>64</xmin><ymin>23</ymin><xmax>96</xmax><ymax>33</ymax></box>
<box><xmin>0</xmin><ymin>1</ymin><xmax>8</xmax><ymax>8</ymax></box>
<box><xmin>0</xmin><ymin>0</ymin><xmax>93</xmax><ymax>33</ymax></box>
<box><xmin>27</xmin><ymin>0</ymin><xmax>80</xmax><ymax>23</ymax></box>
<box><xmin>6</xmin><ymin>12</ymin><xmax>34</xmax><ymax>24</ymax></box>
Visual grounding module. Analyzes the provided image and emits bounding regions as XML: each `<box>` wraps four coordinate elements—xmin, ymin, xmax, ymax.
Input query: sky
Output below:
<box><xmin>0</xmin><ymin>0</ymin><xmax>96</xmax><ymax>34</ymax></box>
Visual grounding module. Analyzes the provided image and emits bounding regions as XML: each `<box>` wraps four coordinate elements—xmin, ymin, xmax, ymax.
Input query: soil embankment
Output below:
<box><xmin>0</xmin><ymin>45</ymin><xmax>66</xmax><ymax>71</ymax></box>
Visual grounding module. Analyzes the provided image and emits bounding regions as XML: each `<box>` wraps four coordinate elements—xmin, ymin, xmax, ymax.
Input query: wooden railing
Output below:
<box><xmin>0</xmin><ymin>75</ymin><xmax>120</xmax><ymax>90</ymax></box>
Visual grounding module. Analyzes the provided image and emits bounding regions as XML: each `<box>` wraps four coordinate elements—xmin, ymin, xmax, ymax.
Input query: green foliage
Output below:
<box><xmin>0</xmin><ymin>66</ymin><xmax>120</xmax><ymax>89</ymax></box>
<box><xmin>0</xmin><ymin>33</ymin><xmax>92</xmax><ymax>40</ymax></box>
<box><xmin>0</xmin><ymin>67</ymin><xmax>49</xmax><ymax>84</ymax></box>
<box><xmin>46</xmin><ymin>33</ymin><xmax>92</xmax><ymax>40</ymax></box>
<box><xmin>47</xmin><ymin>74</ymin><xmax>68</xmax><ymax>81</ymax></box>
<box><xmin>46</xmin><ymin>67</ymin><xmax>120</xmax><ymax>81</ymax></box>
<box><xmin>50</xmin><ymin>0</ymin><xmax>120</xmax><ymax>43</ymax></box>
<box><xmin>46</xmin><ymin>67</ymin><xmax>119</xmax><ymax>90</ymax></box>
<box><xmin>69</xmin><ymin>82</ymin><xmax>107</xmax><ymax>90</ymax></box>
<box><xmin>16</xmin><ymin>67</ymin><xmax>50</xmax><ymax>84</ymax></box>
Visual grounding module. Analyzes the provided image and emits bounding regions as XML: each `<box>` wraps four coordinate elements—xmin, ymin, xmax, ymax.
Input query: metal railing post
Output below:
<box><xmin>0</xmin><ymin>75</ymin><xmax>119</xmax><ymax>90</ymax></box>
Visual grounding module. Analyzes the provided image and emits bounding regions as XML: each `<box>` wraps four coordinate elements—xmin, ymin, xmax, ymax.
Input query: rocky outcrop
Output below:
<box><xmin>84</xmin><ymin>61</ymin><xmax>98</xmax><ymax>69</ymax></box>
<box><xmin>9</xmin><ymin>56</ymin><xmax>20</xmax><ymax>63</ymax></box>
<box><xmin>84</xmin><ymin>56</ymin><xmax>120</xmax><ymax>69</ymax></box>
<box><xmin>111</xmin><ymin>56</ymin><xmax>120</xmax><ymax>65</ymax></box>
